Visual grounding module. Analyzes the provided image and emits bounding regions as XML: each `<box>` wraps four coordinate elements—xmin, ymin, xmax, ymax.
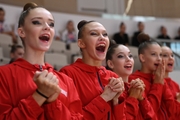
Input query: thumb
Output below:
<box><xmin>33</xmin><ymin>71</ymin><xmax>42</xmax><ymax>81</ymax></box>
<box><xmin>176</xmin><ymin>92</ymin><xmax>179</xmax><ymax>97</ymax></box>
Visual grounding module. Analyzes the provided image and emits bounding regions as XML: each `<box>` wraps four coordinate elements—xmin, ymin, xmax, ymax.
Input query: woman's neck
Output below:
<box><xmin>140</xmin><ymin>65</ymin><xmax>153</xmax><ymax>74</ymax></box>
<box><xmin>164</xmin><ymin>72</ymin><xmax>169</xmax><ymax>78</ymax></box>
<box><xmin>121</xmin><ymin>76</ymin><xmax>128</xmax><ymax>83</ymax></box>
<box><xmin>82</xmin><ymin>53</ymin><xmax>102</xmax><ymax>67</ymax></box>
<box><xmin>23</xmin><ymin>47</ymin><xmax>45</xmax><ymax>65</ymax></box>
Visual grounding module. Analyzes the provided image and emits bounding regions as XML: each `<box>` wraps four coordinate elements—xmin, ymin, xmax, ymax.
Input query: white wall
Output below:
<box><xmin>1</xmin><ymin>3</ymin><xmax>180</xmax><ymax>39</ymax></box>
<box><xmin>169</xmin><ymin>70</ymin><xmax>180</xmax><ymax>85</ymax></box>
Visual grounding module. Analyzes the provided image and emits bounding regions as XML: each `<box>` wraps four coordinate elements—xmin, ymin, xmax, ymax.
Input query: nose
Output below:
<box><xmin>157</xmin><ymin>55</ymin><xmax>162</xmax><ymax>61</ymax></box>
<box><xmin>43</xmin><ymin>23</ymin><xmax>50</xmax><ymax>31</ymax></box>
<box><xmin>99</xmin><ymin>34</ymin><xmax>106</xmax><ymax>41</ymax></box>
<box><xmin>125</xmin><ymin>56</ymin><xmax>131</xmax><ymax>61</ymax></box>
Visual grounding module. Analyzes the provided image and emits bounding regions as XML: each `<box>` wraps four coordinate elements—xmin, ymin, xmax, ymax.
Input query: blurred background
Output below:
<box><xmin>0</xmin><ymin>0</ymin><xmax>179</xmax><ymax>83</ymax></box>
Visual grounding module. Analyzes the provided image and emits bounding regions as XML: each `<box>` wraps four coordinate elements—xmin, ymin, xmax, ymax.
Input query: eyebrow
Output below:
<box><xmin>89</xmin><ymin>29</ymin><xmax>107</xmax><ymax>33</ymax></box>
<box><xmin>116</xmin><ymin>51</ymin><xmax>131</xmax><ymax>56</ymax></box>
<box><xmin>31</xmin><ymin>17</ymin><xmax>54</xmax><ymax>22</ymax></box>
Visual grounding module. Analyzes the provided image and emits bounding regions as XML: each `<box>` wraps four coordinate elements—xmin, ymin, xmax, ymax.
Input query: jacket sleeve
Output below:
<box><xmin>161</xmin><ymin>82</ymin><xmax>175</xmax><ymax>118</ymax></box>
<box><xmin>60</xmin><ymin>68</ymin><xmax>111</xmax><ymax>120</ymax></box>
<box><xmin>125</xmin><ymin>97</ymin><xmax>139</xmax><ymax>119</ymax></box>
<box><xmin>146</xmin><ymin>83</ymin><xmax>163</xmax><ymax>113</ymax></box>
<box><xmin>82</xmin><ymin>96</ymin><xmax>111</xmax><ymax>120</ymax></box>
<box><xmin>113</xmin><ymin>101</ymin><xmax>126</xmax><ymax>120</ymax></box>
<box><xmin>114</xmin><ymin>90</ymin><xmax>139</xmax><ymax>120</ymax></box>
<box><xmin>174</xmin><ymin>100</ymin><xmax>180</xmax><ymax>118</ymax></box>
<box><xmin>42</xmin><ymin>74</ymin><xmax>84</xmax><ymax>120</ymax></box>
<box><xmin>139</xmin><ymin>97</ymin><xmax>157</xmax><ymax>120</ymax></box>
<box><xmin>0</xmin><ymin>72</ymin><xmax>44</xmax><ymax>120</ymax></box>
<box><xmin>43</xmin><ymin>84</ymin><xmax>83</xmax><ymax>119</ymax></box>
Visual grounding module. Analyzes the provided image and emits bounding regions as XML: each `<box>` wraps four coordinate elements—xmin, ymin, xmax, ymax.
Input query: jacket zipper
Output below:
<box><xmin>39</xmin><ymin>65</ymin><xmax>43</xmax><ymax>71</ymax></box>
<box><xmin>160</xmin><ymin>106</ymin><xmax>168</xmax><ymax>120</ymax></box>
<box><xmin>96</xmin><ymin>72</ymin><xmax>110</xmax><ymax>120</ymax></box>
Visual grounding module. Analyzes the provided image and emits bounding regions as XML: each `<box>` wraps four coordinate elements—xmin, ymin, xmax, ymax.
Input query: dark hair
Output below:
<box><xmin>10</xmin><ymin>45</ymin><xmax>23</xmax><ymax>53</ymax></box>
<box><xmin>66</xmin><ymin>20</ymin><xmax>75</xmax><ymax>31</ymax></box>
<box><xmin>106</xmin><ymin>40</ymin><xmax>119</xmax><ymax>70</ymax></box>
<box><xmin>18</xmin><ymin>2</ymin><xmax>38</xmax><ymax>28</ymax></box>
<box><xmin>138</xmin><ymin>33</ymin><xmax>160</xmax><ymax>55</ymax></box>
<box><xmin>160</xmin><ymin>26</ymin><xmax>166</xmax><ymax>31</ymax></box>
<box><xmin>119</xmin><ymin>22</ymin><xmax>124</xmax><ymax>27</ymax></box>
<box><xmin>138</xmin><ymin>21</ymin><xmax>143</xmax><ymax>26</ymax></box>
<box><xmin>0</xmin><ymin>7</ymin><xmax>4</xmax><ymax>12</ymax></box>
<box><xmin>77</xmin><ymin>20</ymin><xmax>95</xmax><ymax>39</ymax></box>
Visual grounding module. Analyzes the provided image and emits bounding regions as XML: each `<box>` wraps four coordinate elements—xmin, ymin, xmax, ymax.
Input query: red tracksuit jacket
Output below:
<box><xmin>60</xmin><ymin>58</ymin><xmax>140</xmax><ymax>120</ymax></box>
<box><xmin>0</xmin><ymin>58</ymin><xmax>83</xmax><ymax>120</ymax></box>
<box><xmin>165</xmin><ymin>77</ymin><xmax>180</xmax><ymax>119</ymax></box>
<box><xmin>121</xmin><ymin>82</ymin><xmax>156</xmax><ymax>120</ymax></box>
<box><xmin>129</xmin><ymin>70</ymin><xmax>175</xmax><ymax>120</ymax></box>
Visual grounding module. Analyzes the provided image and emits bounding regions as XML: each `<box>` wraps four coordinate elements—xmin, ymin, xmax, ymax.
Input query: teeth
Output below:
<box><xmin>98</xmin><ymin>44</ymin><xmax>105</xmax><ymax>47</ymax></box>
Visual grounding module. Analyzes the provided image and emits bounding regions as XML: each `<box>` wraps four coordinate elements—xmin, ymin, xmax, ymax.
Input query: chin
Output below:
<box><xmin>167</xmin><ymin>69</ymin><xmax>173</xmax><ymax>72</ymax></box>
<box><xmin>95</xmin><ymin>55</ymin><xmax>105</xmax><ymax>61</ymax></box>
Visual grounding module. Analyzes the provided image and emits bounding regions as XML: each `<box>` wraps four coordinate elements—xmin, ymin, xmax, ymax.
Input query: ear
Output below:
<box><xmin>10</xmin><ymin>53</ymin><xmax>14</xmax><ymax>59</ymax></box>
<box><xmin>139</xmin><ymin>54</ymin><xmax>145</xmax><ymax>63</ymax></box>
<box><xmin>18</xmin><ymin>27</ymin><xmax>25</xmax><ymax>38</ymax></box>
<box><xmin>107</xmin><ymin>60</ymin><xmax>114</xmax><ymax>70</ymax></box>
<box><xmin>78</xmin><ymin>39</ymin><xmax>86</xmax><ymax>49</ymax></box>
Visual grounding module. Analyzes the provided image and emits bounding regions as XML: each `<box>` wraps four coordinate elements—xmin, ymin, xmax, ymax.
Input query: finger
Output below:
<box><xmin>111</xmin><ymin>82</ymin><xmax>123</xmax><ymax>90</ymax></box>
<box><xmin>33</xmin><ymin>71</ymin><xmax>42</xmax><ymax>81</ymax></box>
<box><xmin>112</xmin><ymin>87</ymin><xmax>124</xmax><ymax>92</ymax></box>
<box><xmin>130</xmin><ymin>80</ymin><xmax>136</xmax><ymax>87</ymax></box>
<box><xmin>50</xmin><ymin>75</ymin><xmax>59</xmax><ymax>85</ymax></box>
<box><xmin>46</xmin><ymin>72</ymin><xmax>54</xmax><ymax>82</ymax></box>
<box><xmin>131</xmin><ymin>80</ymin><xmax>141</xmax><ymax>88</ymax></box>
<box><xmin>38</xmin><ymin>70</ymin><xmax>48</xmax><ymax>80</ymax></box>
<box><xmin>109</xmin><ymin>77</ymin><xmax>115</xmax><ymax>85</ymax></box>
<box><xmin>109</xmin><ymin>77</ymin><xmax>117</xmax><ymax>87</ymax></box>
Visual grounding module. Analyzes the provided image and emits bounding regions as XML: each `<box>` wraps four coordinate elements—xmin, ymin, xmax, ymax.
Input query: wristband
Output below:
<box><xmin>36</xmin><ymin>89</ymin><xmax>48</xmax><ymax>99</ymax></box>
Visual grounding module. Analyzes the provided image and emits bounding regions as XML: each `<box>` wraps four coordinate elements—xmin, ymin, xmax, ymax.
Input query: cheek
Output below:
<box><xmin>25</xmin><ymin>27</ymin><xmax>38</xmax><ymax>37</ymax></box>
<box><xmin>51</xmin><ymin>28</ymin><xmax>55</xmax><ymax>36</ymax></box>
<box><xmin>114</xmin><ymin>59</ymin><xmax>124</xmax><ymax>68</ymax></box>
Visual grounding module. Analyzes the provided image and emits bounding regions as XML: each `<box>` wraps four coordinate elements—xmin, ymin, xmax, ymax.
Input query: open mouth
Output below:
<box><xmin>167</xmin><ymin>63</ymin><xmax>173</xmax><ymax>67</ymax></box>
<box><xmin>96</xmin><ymin>44</ymin><xmax>106</xmax><ymax>52</ymax></box>
<box><xmin>154</xmin><ymin>63</ymin><xmax>159</xmax><ymax>67</ymax></box>
<box><xmin>124</xmin><ymin>65</ymin><xmax>132</xmax><ymax>69</ymax></box>
<box><xmin>39</xmin><ymin>34</ymin><xmax>50</xmax><ymax>42</ymax></box>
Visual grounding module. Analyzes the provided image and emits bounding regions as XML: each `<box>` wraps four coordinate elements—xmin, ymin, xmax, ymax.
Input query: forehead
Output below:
<box><xmin>28</xmin><ymin>8</ymin><xmax>53</xmax><ymax>20</ymax></box>
<box><xmin>85</xmin><ymin>22</ymin><xmax>106</xmax><ymax>31</ymax></box>
<box><xmin>162</xmin><ymin>46</ymin><xmax>171</xmax><ymax>53</ymax></box>
<box><xmin>115</xmin><ymin>45</ymin><xmax>130</xmax><ymax>54</ymax></box>
<box><xmin>146</xmin><ymin>44</ymin><xmax>161</xmax><ymax>52</ymax></box>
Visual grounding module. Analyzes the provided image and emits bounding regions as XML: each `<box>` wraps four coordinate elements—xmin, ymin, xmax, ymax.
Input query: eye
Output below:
<box><xmin>151</xmin><ymin>53</ymin><xmax>156</xmax><ymax>56</ymax></box>
<box><xmin>90</xmin><ymin>32</ymin><xmax>97</xmax><ymax>36</ymax></box>
<box><xmin>103</xmin><ymin>33</ymin><xmax>108</xmax><ymax>37</ymax></box>
<box><xmin>49</xmin><ymin>22</ymin><xmax>54</xmax><ymax>27</ymax></box>
<box><xmin>162</xmin><ymin>54</ymin><xmax>168</xmax><ymax>57</ymax></box>
<box><xmin>171</xmin><ymin>54</ymin><xmax>174</xmax><ymax>57</ymax></box>
<box><xmin>32</xmin><ymin>20</ymin><xmax>41</xmax><ymax>25</ymax></box>
<box><xmin>129</xmin><ymin>54</ymin><xmax>133</xmax><ymax>58</ymax></box>
<box><xmin>117</xmin><ymin>55</ymin><xmax>124</xmax><ymax>58</ymax></box>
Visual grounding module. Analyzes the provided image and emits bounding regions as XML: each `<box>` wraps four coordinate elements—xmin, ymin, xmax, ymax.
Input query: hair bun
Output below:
<box><xmin>77</xmin><ymin>20</ymin><xmax>88</xmax><ymax>30</ymax></box>
<box><xmin>23</xmin><ymin>2</ymin><xmax>38</xmax><ymax>12</ymax></box>
<box><xmin>109</xmin><ymin>39</ymin><xmax>116</xmax><ymax>48</ymax></box>
<box><xmin>137</xmin><ymin>33</ymin><xmax>150</xmax><ymax>44</ymax></box>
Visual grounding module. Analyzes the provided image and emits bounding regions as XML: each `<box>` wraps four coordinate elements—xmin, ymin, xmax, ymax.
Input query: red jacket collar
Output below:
<box><xmin>133</xmin><ymin>70</ymin><xmax>154</xmax><ymax>83</ymax></box>
<box><xmin>73</xmin><ymin>58</ymin><xmax>106</xmax><ymax>73</ymax></box>
<box><xmin>12</xmin><ymin>58</ymin><xmax>53</xmax><ymax>71</ymax></box>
